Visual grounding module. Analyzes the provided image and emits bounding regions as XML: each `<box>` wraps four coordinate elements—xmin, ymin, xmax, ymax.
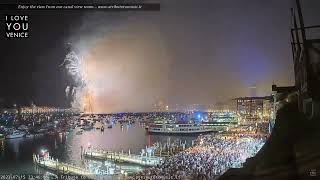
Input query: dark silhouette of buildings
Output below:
<box><xmin>220</xmin><ymin>1</ymin><xmax>320</xmax><ymax>179</ymax></box>
<box><xmin>273</xmin><ymin>0</ymin><xmax>320</xmax><ymax>118</ymax></box>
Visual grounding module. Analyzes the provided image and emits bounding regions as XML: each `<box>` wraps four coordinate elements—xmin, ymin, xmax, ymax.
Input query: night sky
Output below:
<box><xmin>0</xmin><ymin>0</ymin><xmax>320</xmax><ymax>112</ymax></box>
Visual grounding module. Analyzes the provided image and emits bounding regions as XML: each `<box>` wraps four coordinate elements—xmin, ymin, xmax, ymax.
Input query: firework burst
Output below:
<box><xmin>61</xmin><ymin>43</ymin><xmax>92</xmax><ymax>112</ymax></box>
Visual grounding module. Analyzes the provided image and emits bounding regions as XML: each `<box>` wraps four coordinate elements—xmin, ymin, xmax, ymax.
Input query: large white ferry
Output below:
<box><xmin>146</xmin><ymin>123</ymin><xmax>222</xmax><ymax>134</ymax></box>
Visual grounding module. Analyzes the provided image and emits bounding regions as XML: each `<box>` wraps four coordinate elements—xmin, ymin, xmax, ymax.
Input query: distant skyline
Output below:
<box><xmin>1</xmin><ymin>0</ymin><xmax>320</xmax><ymax>112</ymax></box>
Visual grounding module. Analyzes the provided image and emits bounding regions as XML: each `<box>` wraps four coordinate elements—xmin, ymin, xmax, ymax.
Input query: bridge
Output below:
<box><xmin>83</xmin><ymin>148</ymin><xmax>163</xmax><ymax>166</ymax></box>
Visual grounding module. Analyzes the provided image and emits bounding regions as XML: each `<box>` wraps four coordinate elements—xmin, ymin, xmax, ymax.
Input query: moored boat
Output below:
<box><xmin>26</xmin><ymin>133</ymin><xmax>35</xmax><ymax>138</ymax></box>
<box><xmin>147</xmin><ymin>123</ymin><xmax>218</xmax><ymax>134</ymax></box>
<box><xmin>81</xmin><ymin>125</ymin><xmax>93</xmax><ymax>131</ymax></box>
<box><xmin>34</xmin><ymin>133</ymin><xmax>45</xmax><ymax>137</ymax></box>
<box><xmin>6</xmin><ymin>130</ymin><xmax>26</xmax><ymax>139</ymax></box>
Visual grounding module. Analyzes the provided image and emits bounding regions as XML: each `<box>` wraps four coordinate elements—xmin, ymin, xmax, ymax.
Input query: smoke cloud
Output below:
<box><xmin>69</xmin><ymin>12</ymin><xmax>171</xmax><ymax>113</ymax></box>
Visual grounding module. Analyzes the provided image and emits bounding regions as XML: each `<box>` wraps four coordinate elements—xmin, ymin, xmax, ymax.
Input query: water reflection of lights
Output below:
<box><xmin>0</xmin><ymin>140</ymin><xmax>4</xmax><ymax>152</ymax></box>
<box><xmin>59</xmin><ymin>133</ymin><xmax>63</xmax><ymax>143</ymax></box>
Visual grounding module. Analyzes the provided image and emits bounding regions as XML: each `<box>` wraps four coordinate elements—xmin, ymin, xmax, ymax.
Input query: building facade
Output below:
<box><xmin>235</xmin><ymin>96</ymin><xmax>273</xmax><ymax>122</ymax></box>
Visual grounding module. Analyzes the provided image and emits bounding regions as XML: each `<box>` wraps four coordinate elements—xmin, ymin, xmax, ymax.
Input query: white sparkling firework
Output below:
<box><xmin>64</xmin><ymin>51</ymin><xmax>85</xmax><ymax>85</ymax></box>
<box><xmin>62</xmin><ymin>46</ymin><xmax>89</xmax><ymax>111</ymax></box>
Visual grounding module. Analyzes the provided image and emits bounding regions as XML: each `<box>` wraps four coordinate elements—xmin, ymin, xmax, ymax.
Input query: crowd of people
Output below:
<box><xmin>136</xmin><ymin>126</ymin><xmax>267</xmax><ymax>179</ymax></box>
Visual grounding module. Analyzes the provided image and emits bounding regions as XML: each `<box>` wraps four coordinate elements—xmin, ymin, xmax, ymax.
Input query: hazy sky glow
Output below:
<box><xmin>71</xmin><ymin>0</ymin><xmax>298</xmax><ymax>112</ymax></box>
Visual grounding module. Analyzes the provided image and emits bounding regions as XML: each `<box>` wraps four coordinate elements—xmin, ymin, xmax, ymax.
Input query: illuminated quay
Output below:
<box><xmin>83</xmin><ymin>147</ymin><xmax>163</xmax><ymax>166</ymax></box>
<box><xmin>33</xmin><ymin>153</ymin><xmax>97</xmax><ymax>179</ymax></box>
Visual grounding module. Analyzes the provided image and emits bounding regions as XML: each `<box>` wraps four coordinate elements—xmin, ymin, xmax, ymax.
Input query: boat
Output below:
<box><xmin>26</xmin><ymin>134</ymin><xmax>35</xmax><ymax>138</ymax></box>
<box><xmin>36</xmin><ymin>128</ymin><xmax>48</xmax><ymax>134</ymax></box>
<box><xmin>47</xmin><ymin>131</ymin><xmax>56</xmax><ymax>136</ymax></box>
<box><xmin>81</xmin><ymin>125</ymin><xmax>93</xmax><ymax>131</ymax></box>
<box><xmin>34</xmin><ymin>133</ymin><xmax>45</xmax><ymax>137</ymax></box>
<box><xmin>76</xmin><ymin>130</ymin><xmax>83</xmax><ymax>135</ymax></box>
<box><xmin>146</xmin><ymin>123</ymin><xmax>217</xmax><ymax>134</ymax></box>
<box><xmin>6</xmin><ymin>130</ymin><xmax>26</xmax><ymax>139</ymax></box>
<box><xmin>17</xmin><ymin>125</ymin><xmax>29</xmax><ymax>131</ymax></box>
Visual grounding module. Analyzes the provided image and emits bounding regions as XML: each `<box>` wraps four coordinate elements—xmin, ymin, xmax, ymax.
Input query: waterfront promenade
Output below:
<box><xmin>33</xmin><ymin>154</ymin><xmax>97</xmax><ymax>179</ymax></box>
<box><xmin>83</xmin><ymin>148</ymin><xmax>163</xmax><ymax>166</ymax></box>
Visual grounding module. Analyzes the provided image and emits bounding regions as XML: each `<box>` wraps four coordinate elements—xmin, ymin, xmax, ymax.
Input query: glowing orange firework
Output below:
<box><xmin>82</xmin><ymin>89</ymin><xmax>94</xmax><ymax>114</ymax></box>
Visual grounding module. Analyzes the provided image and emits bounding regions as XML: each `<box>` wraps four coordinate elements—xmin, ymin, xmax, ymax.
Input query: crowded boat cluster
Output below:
<box><xmin>0</xmin><ymin>112</ymin><xmax>196</xmax><ymax>139</ymax></box>
<box><xmin>136</xmin><ymin>125</ymin><xmax>267</xmax><ymax>179</ymax></box>
<box><xmin>0</xmin><ymin>112</ymin><xmax>76</xmax><ymax>139</ymax></box>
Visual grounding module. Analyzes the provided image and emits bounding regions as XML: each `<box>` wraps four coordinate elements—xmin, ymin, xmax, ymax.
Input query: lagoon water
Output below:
<box><xmin>0</xmin><ymin>123</ymin><xmax>197</xmax><ymax>176</ymax></box>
